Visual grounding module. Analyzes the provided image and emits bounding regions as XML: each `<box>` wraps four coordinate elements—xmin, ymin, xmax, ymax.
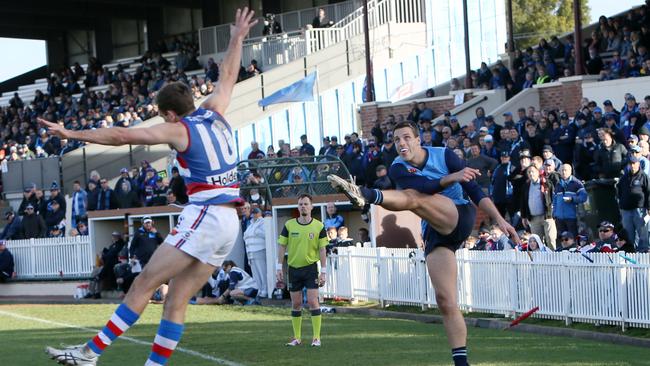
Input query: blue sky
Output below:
<box><xmin>0</xmin><ymin>0</ymin><xmax>644</xmax><ymax>82</ymax></box>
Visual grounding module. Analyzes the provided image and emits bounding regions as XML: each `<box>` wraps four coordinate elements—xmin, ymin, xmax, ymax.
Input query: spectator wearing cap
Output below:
<box><xmin>20</xmin><ymin>204</ymin><xmax>46</xmax><ymax>239</ymax></box>
<box><xmin>96</xmin><ymin>178</ymin><xmax>118</xmax><ymax>210</ymax></box>
<box><xmin>380</xmin><ymin>133</ymin><xmax>398</xmax><ymax>167</ymax></box>
<box><xmin>114</xmin><ymin>168</ymin><xmax>132</xmax><ymax>195</ymax></box>
<box><xmin>467</xmin><ymin>143</ymin><xmax>498</xmax><ymax>191</ymax></box>
<box><xmin>70</xmin><ymin>180</ymin><xmax>87</xmax><ymax>229</ymax></box>
<box><xmin>591</xmin><ymin>221</ymin><xmax>617</xmax><ymax>252</ymax></box>
<box><xmin>628</xmin><ymin>145</ymin><xmax>650</xmax><ymax>176</ymax></box>
<box><xmin>556</xmin><ymin>231</ymin><xmax>578</xmax><ymax>252</ymax></box>
<box><xmin>552</xmin><ymin>164</ymin><xmax>587</xmax><ymax>240</ymax></box>
<box><xmin>0</xmin><ymin>240</ymin><xmax>15</xmax><ymax>282</ymax></box>
<box><xmin>299</xmin><ymin>134</ymin><xmax>315</xmax><ymax>157</ymax></box>
<box><xmin>521</xmin><ymin>165</ymin><xmax>557</xmax><ymax>249</ymax></box>
<box><xmin>574</xmin><ymin>113</ymin><xmax>597</xmax><ymax>143</ymax></box>
<box><xmin>480</xmin><ymin>135</ymin><xmax>499</xmax><ymax>160</ymax></box>
<box><xmin>46</xmin><ymin>181</ymin><xmax>67</xmax><ymax>216</ymax></box>
<box><xmin>507</xmin><ymin>128</ymin><xmax>530</xmax><ymax>162</ymax></box>
<box><xmin>592</xmin><ymin>107</ymin><xmax>605</xmax><ymax>126</ymax></box>
<box><xmin>603</xmin><ymin>113</ymin><xmax>626</xmax><ymax>145</ymax></box>
<box><xmin>503</xmin><ymin>111</ymin><xmax>515</xmax><ymax>129</ymax></box>
<box><xmin>620</xmin><ymin>95</ymin><xmax>639</xmax><ymax>126</ymax></box>
<box><xmin>18</xmin><ymin>184</ymin><xmax>38</xmax><ymax>216</ymax></box>
<box><xmin>611</xmin><ymin>230</ymin><xmax>636</xmax><ymax>253</ymax></box>
<box><xmin>491</xmin><ymin>151</ymin><xmax>516</xmax><ymax>220</ymax></box>
<box><xmin>140</xmin><ymin>167</ymin><xmax>158</xmax><ymax>205</ymax></box>
<box><xmin>541</xmin><ymin>146</ymin><xmax>563</xmax><ymax>172</ymax></box>
<box><xmin>324</xmin><ymin>136</ymin><xmax>339</xmax><ymax>156</ymax></box>
<box><xmin>483</xmin><ymin>115</ymin><xmax>502</xmax><ymax>143</ymax></box>
<box><xmin>0</xmin><ymin>211</ymin><xmax>22</xmax><ymax>240</ymax></box>
<box><xmin>470</xmin><ymin>227</ymin><xmax>492</xmax><ymax>251</ymax></box>
<box><xmin>169</xmin><ymin>166</ymin><xmax>188</xmax><ymax>204</ymax></box>
<box><xmin>550</xmin><ymin>113</ymin><xmax>576</xmax><ymax>164</ymax></box>
<box><xmin>243</xmin><ymin>207</ymin><xmax>268</xmax><ymax>297</ymax></box>
<box><xmin>363</xmin><ymin>139</ymin><xmax>383</xmax><ymax>185</ymax></box>
<box><xmin>373</xmin><ymin>164</ymin><xmax>394</xmax><ymax>190</ymax></box>
<box><xmin>149</xmin><ymin>176</ymin><xmax>168</xmax><ymax>206</ymax></box>
<box><xmin>449</xmin><ymin>116</ymin><xmax>461</xmax><ymax>135</ymax></box>
<box><xmin>602</xmin><ymin>99</ymin><xmax>620</xmax><ymax>122</ymax></box>
<box><xmin>616</xmin><ymin>155</ymin><xmax>650</xmax><ymax>253</ymax></box>
<box><xmin>44</xmin><ymin>199</ymin><xmax>65</xmax><ymax>237</ymax></box>
<box><xmin>130</xmin><ymin>217</ymin><xmax>163</xmax><ymax>268</ymax></box>
<box><xmin>595</xmin><ymin>128</ymin><xmax>628</xmax><ymax>178</ymax></box>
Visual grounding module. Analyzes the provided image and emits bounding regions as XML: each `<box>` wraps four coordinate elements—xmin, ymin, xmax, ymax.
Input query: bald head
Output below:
<box><xmin>560</xmin><ymin>164</ymin><xmax>572</xmax><ymax>180</ymax></box>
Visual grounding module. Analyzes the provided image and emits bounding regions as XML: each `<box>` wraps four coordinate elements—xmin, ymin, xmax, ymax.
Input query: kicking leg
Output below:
<box><xmin>427</xmin><ymin>247</ymin><xmax>469</xmax><ymax>366</ymax></box>
<box><xmin>146</xmin><ymin>259</ymin><xmax>216</xmax><ymax>365</ymax></box>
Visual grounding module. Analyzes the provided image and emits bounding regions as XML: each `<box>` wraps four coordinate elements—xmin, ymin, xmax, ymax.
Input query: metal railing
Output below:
<box><xmin>237</xmin><ymin>155</ymin><xmax>352</xmax><ymax>204</ymax></box>
<box><xmin>200</xmin><ymin>0</ymin><xmax>423</xmax><ymax>70</ymax></box>
<box><xmin>7</xmin><ymin>236</ymin><xmax>93</xmax><ymax>280</ymax></box>
<box><xmin>323</xmin><ymin>247</ymin><xmax>650</xmax><ymax>330</ymax></box>
<box><xmin>199</xmin><ymin>0</ymin><xmax>358</xmax><ymax>55</ymax></box>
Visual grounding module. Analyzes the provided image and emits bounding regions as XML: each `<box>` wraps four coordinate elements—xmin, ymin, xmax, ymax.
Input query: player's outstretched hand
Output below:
<box><xmin>497</xmin><ymin>218</ymin><xmax>520</xmax><ymax>245</ymax></box>
<box><xmin>37</xmin><ymin>117</ymin><xmax>69</xmax><ymax>139</ymax></box>
<box><xmin>230</xmin><ymin>7</ymin><xmax>259</xmax><ymax>40</ymax></box>
<box><xmin>448</xmin><ymin>167</ymin><xmax>481</xmax><ymax>183</ymax></box>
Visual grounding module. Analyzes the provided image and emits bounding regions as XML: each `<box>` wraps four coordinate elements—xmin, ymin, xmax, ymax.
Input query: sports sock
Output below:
<box><xmin>145</xmin><ymin>319</ymin><xmax>184</xmax><ymax>365</ymax></box>
<box><xmin>360</xmin><ymin>187</ymin><xmax>383</xmax><ymax>205</ymax></box>
<box><xmin>291</xmin><ymin>310</ymin><xmax>302</xmax><ymax>340</ymax></box>
<box><xmin>311</xmin><ymin>309</ymin><xmax>322</xmax><ymax>340</ymax></box>
<box><xmin>87</xmin><ymin>303</ymin><xmax>140</xmax><ymax>356</ymax></box>
<box><xmin>452</xmin><ymin>346</ymin><xmax>468</xmax><ymax>366</ymax></box>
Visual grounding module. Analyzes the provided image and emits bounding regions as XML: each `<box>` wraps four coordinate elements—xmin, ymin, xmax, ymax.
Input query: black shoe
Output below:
<box><xmin>92</xmin><ymin>293</ymin><xmax>101</xmax><ymax>299</ymax></box>
<box><xmin>83</xmin><ymin>293</ymin><xmax>93</xmax><ymax>299</ymax></box>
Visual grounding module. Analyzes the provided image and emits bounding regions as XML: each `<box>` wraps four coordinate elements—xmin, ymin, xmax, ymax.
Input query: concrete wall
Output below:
<box><xmin>486</xmin><ymin>87</ymin><xmax>540</xmax><ymax>126</ymax></box>
<box><xmin>582</xmin><ymin>76</ymin><xmax>650</xmax><ymax>108</ymax></box>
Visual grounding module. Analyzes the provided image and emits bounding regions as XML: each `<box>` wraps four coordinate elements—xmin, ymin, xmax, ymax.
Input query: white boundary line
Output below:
<box><xmin>0</xmin><ymin>309</ymin><xmax>245</xmax><ymax>366</ymax></box>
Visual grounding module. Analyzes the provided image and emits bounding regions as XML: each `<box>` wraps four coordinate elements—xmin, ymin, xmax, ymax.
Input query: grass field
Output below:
<box><xmin>0</xmin><ymin>304</ymin><xmax>648</xmax><ymax>366</ymax></box>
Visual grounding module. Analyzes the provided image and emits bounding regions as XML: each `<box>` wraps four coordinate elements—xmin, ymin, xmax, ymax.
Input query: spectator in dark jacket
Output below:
<box><xmin>86</xmin><ymin>181</ymin><xmax>99</xmax><ymax>212</ymax></box>
<box><xmin>573</xmin><ymin>131</ymin><xmax>598</xmax><ymax>181</ymax></box>
<box><xmin>520</xmin><ymin>165</ymin><xmax>557</xmax><ymax>249</ymax></box>
<box><xmin>44</xmin><ymin>200</ymin><xmax>65</xmax><ymax>237</ymax></box>
<box><xmin>0</xmin><ymin>211</ymin><xmax>22</xmax><ymax>240</ymax></box>
<box><xmin>99</xmin><ymin>232</ymin><xmax>126</xmax><ymax>291</ymax></box>
<box><xmin>96</xmin><ymin>179</ymin><xmax>119</xmax><ymax>210</ymax></box>
<box><xmin>467</xmin><ymin>143</ymin><xmax>498</xmax><ymax>190</ymax></box>
<box><xmin>373</xmin><ymin>165</ymin><xmax>394</xmax><ymax>190</ymax></box>
<box><xmin>491</xmin><ymin>152</ymin><xmax>516</xmax><ymax>220</ymax></box>
<box><xmin>47</xmin><ymin>182</ymin><xmax>67</xmax><ymax>216</ymax></box>
<box><xmin>20</xmin><ymin>204</ymin><xmax>46</xmax><ymax>239</ymax></box>
<box><xmin>616</xmin><ymin>156</ymin><xmax>650</xmax><ymax>253</ymax></box>
<box><xmin>18</xmin><ymin>186</ymin><xmax>38</xmax><ymax>216</ymax></box>
<box><xmin>149</xmin><ymin>177</ymin><xmax>168</xmax><ymax>206</ymax></box>
<box><xmin>550</xmin><ymin>113</ymin><xmax>576</xmax><ymax>163</ymax></box>
<box><xmin>169</xmin><ymin>167</ymin><xmax>188</xmax><ymax>204</ymax></box>
<box><xmin>0</xmin><ymin>240</ymin><xmax>15</xmax><ymax>282</ymax></box>
<box><xmin>129</xmin><ymin>217</ymin><xmax>163</xmax><ymax>267</ymax></box>
<box><xmin>116</xmin><ymin>181</ymin><xmax>141</xmax><ymax>209</ymax></box>
<box><xmin>299</xmin><ymin>134</ymin><xmax>315</xmax><ymax>156</ymax></box>
<box><xmin>509</xmin><ymin>152</ymin><xmax>533</xmax><ymax>228</ymax></box>
<box><xmin>595</xmin><ymin>128</ymin><xmax>628</xmax><ymax>178</ymax></box>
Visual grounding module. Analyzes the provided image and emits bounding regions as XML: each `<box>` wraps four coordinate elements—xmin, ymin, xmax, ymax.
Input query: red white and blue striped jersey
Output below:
<box><xmin>176</xmin><ymin>107</ymin><xmax>241</xmax><ymax>205</ymax></box>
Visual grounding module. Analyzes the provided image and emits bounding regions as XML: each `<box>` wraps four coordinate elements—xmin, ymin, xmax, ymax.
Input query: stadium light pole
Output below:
<box><xmin>363</xmin><ymin>0</ymin><xmax>375</xmax><ymax>102</ymax></box>
<box><xmin>462</xmin><ymin>0</ymin><xmax>472</xmax><ymax>89</ymax></box>
<box><xmin>573</xmin><ymin>0</ymin><xmax>584</xmax><ymax>75</ymax></box>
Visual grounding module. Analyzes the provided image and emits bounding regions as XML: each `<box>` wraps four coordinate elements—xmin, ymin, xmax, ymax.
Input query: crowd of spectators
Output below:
<box><xmin>447</xmin><ymin>5</ymin><xmax>650</xmax><ymax>98</ymax></box>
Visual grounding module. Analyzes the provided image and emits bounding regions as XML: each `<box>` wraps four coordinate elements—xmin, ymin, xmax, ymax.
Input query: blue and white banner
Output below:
<box><xmin>258</xmin><ymin>72</ymin><xmax>317</xmax><ymax>107</ymax></box>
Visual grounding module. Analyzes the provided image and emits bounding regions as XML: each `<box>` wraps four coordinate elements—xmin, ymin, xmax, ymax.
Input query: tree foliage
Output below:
<box><xmin>513</xmin><ymin>0</ymin><xmax>591</xmax><ymax>49</ymax></box>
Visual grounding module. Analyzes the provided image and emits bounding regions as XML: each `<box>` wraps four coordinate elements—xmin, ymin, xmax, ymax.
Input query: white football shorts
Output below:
<box><xmin>165</xmin><ymin>204</ymin><xmax>239</xmax><ymax>266</ymax></box>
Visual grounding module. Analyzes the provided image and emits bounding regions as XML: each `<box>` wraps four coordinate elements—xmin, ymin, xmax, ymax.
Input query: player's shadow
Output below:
<box><xmin>375</xmin><ymin>214</ymin><xmax>417</xmax><ymax>248</ymax></box>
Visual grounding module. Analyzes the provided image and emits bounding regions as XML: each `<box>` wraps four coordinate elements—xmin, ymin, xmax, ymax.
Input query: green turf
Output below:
<box><xmin>0</xmin><ymin>304</ymin><xmax>648</xmax><ymax>366</ymax></box>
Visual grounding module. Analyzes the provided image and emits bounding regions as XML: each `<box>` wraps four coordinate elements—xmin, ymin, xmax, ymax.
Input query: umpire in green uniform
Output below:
<box><xmin>277</xmin><ymin>194</ymin><xmax>328</xmax><ymax>347</ymax></box>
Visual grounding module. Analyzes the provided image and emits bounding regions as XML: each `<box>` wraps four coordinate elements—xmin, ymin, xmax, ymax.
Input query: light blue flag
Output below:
<box><xmin>258</xmin><ymin>72</ymin><xmax>317</xmax><ymax>107</ymax></box>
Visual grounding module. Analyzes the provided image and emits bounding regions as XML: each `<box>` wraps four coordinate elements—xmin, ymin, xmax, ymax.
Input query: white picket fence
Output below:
<box><xmin>6</xmin><ymin>236</ymin><xmax>94</xmax><ymax>280</ymax></box>
<box><xmin>323</xmin><ymin>248</ymin><xmax>650</xmax><ymax>329</ymax></box>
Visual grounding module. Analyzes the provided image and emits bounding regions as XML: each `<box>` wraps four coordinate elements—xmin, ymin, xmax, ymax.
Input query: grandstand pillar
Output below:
<box><xmin>45</xmin><ymin>32</ymin><xmax>67</xmax><ymax>71</ymax></box>
<box><xmin>201</xmin><ymin>0</ymin><xmax>221</xmax><ymax>27</ymax></box>
<box><xmin>573</xmin><ymin>0</ymin><xmax>584</xmax><ymax>75</ymax></box>
<box><xmin>462</xmin><ymin>0</ymin><xmax>471</xmax><ymax>89</ymax></box>
<box><xmin>506</xmin><ymin>0</ymin><xmax>515</xmax><ymax>53</ymax></box>
<box><xmin>95</xmin><ymin>22</ymin><xmax>113</xmax><ymax>64</ymax></box>
<box><xmin>146</xmin><ymin>7</ymin><xmax>165</xmax><ymax>51</ymax></box>
<box><xmin>363</xmin><ymin>0</ymin><xmax>375</xmax><ymax>102</ymax></box>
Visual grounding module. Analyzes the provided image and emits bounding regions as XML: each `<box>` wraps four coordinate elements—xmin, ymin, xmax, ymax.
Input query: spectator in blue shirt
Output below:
<box><xmin>324</xmin><ymin>202</ymin><xmax>344</xmax><ymax>230</ymax></box>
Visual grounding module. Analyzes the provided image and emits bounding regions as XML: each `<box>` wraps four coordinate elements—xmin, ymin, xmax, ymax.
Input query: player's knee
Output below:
<box><xmin>307</xmin><ymin>298</ymin><xmax>319</xmax><ymax>310</ymax></box>
<box><xmin>435</xmin><ymin>292</ymin><xmax>458</xmax><ymax>315</ymax></box>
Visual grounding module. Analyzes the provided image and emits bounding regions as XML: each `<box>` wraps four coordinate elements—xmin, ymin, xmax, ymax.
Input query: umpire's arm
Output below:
<box><xmin>276</xmin><ymin>223</ymin><xmax>289</xmax><ymax>281</ymax></box>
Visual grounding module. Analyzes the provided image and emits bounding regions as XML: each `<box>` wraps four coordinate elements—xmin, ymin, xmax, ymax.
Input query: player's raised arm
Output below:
<box><xmin>37</xmin><ymin>117</ymin><xmax>183</xmax><ymax>148</ymax></box>
<box><xmin>201</xmin><ymin>7</ymin><xmax>258</xmax><ymax>115</ymax></box>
